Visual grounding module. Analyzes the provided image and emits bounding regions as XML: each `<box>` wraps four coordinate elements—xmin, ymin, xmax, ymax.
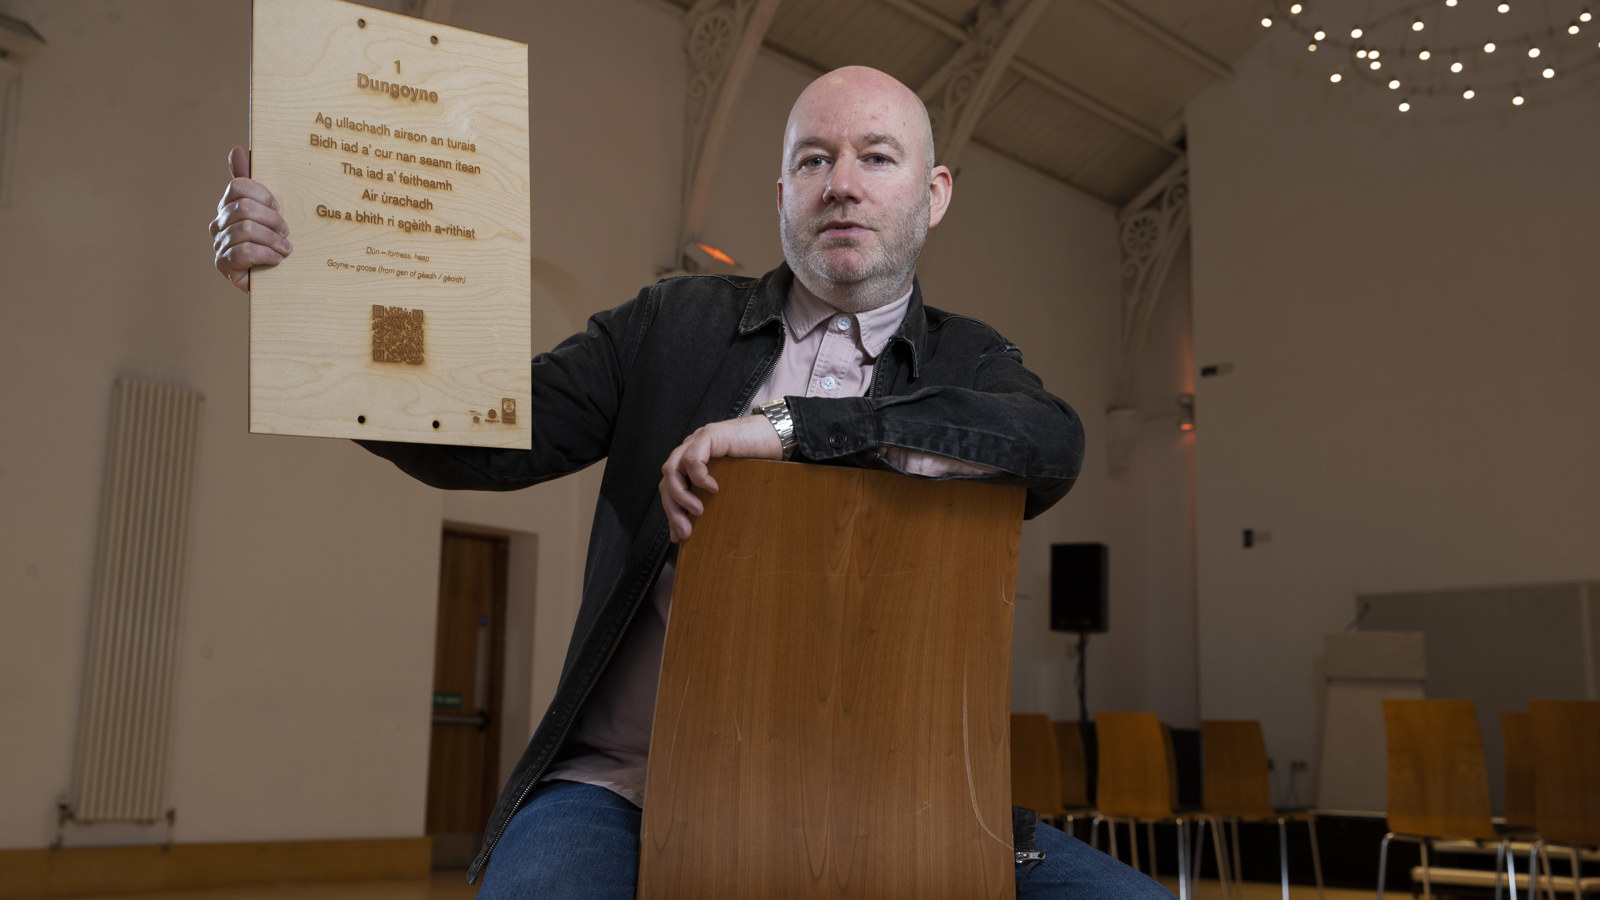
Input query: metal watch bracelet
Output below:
<box><xmin>757</xmin><ymin>398</ymin><xmax>798</xmax><ymax>461</ymax></box>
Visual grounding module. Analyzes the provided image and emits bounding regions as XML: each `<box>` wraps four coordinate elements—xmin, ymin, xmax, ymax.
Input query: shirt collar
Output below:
<box><xmin>783</xmin><ymin>277</ymin><xmax>913</xmax><ymax>360</ymax></box>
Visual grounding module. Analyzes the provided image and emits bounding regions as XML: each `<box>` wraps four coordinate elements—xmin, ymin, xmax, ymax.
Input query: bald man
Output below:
<box><xmin>213</xmin><ymin>67</ymin><xmax>1167</xmax><ymax>897</ymax></box>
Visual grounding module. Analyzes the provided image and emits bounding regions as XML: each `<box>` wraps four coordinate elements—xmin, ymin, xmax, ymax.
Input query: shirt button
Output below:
<box><xmin>829</xmin><ymin>434</ymin><xmax>847</xmax><ymax>449</ymax></box>
<box><xmin>820</xmin><ymin>376</ymin><xmax>838</xmax><ymax>391</ymax></box>
<box><xmin>835</xmin><ymin>317</ymin><xmax>851</xmax><ymax>332</ymax></box>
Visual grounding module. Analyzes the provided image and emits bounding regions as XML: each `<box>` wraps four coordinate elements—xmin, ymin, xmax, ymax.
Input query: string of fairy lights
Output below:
<box><xmin>1261</xmin><ymin>0</ymin><xmax>1600</xmax><ymax>110</ymax></box>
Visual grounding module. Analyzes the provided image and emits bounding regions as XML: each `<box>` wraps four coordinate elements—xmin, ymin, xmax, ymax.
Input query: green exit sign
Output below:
<box><xmin>433</xmin><ymin>691</ymin><xmax>463</xmax><ymax>710</ymax></box>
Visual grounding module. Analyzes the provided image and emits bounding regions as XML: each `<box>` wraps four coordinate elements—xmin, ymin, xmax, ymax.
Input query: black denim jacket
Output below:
<box><xmin>360</xmin><ymin>262</ymin><xmax>1085</xmax><ymax>882</ymax></box>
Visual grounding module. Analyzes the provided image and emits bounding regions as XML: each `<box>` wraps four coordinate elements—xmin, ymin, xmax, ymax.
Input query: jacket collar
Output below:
<box><xmin>739</xmin><ymin>262</ymin><xmax>926</xmax><ymax>380</ymax></box>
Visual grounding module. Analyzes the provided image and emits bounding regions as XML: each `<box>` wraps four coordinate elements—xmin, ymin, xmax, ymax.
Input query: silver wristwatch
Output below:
<box><xmin>756</xmin><ymin>398</ymin><xmax>798</xmax><ymax>461</ymax></box>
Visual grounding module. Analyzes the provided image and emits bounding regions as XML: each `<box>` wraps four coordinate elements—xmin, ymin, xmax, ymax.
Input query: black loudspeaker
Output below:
<box><xmin>1049</xmin><ymin>542</ymin><xmax>1108</xmax><ymax>633</ymax></box>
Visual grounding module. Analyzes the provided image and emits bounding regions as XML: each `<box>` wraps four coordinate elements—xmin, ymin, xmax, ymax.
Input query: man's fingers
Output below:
<box><xmin>212</xmin><ymin>197</ymin><xmax>290</xmax><ymax>241</ymax></box>
<box><xmin>219</xmin><ymin>175</ymin><xmax>281</xmax><ymax>216</ymax></box>
<box><xmin>658</xmin><ymin>460</ymin><xmax>699</xmax><ymax>543</ymax></box>
<box><xmin>228</xmin><ymin>145</ymin><xmax>250</xmax><ymax>180</ymax></box>
<box><xmin>661</xmin><ymin>464</ymin><xmax>705</xmax><ymax>518</ymax></box>
<box><xmin>682</xmin><ymin>454</ymin><xmax>719</xmax><ymax>494</ymax></box>
<box><xmin>214</xmin><ymin>216</ymin><xmax>292</xmax><ymax>257</ymax></box>
<box><xmin>217</xmin><ymin>241</ymin><xmax>285</xmax><ymax>274</ymax></box>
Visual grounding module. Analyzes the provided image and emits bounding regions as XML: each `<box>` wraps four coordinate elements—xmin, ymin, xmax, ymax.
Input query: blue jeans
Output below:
<box><xmin>476</xmin><ymin>781</ymin><xmax>1174</xmax><ymax>899</ymax></box>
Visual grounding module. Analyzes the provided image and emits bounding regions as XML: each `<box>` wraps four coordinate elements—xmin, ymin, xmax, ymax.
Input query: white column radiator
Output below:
<box><xmin>70</xmin><ymin>378</ymin><xmax>203</xmax><ymax>824</ymax></box>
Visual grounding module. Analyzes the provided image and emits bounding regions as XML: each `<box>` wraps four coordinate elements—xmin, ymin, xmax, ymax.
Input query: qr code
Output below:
<box><xmin>372</xmin><ymin>305</ymin><xmax>424</xmax><ymax>365</ymax></box>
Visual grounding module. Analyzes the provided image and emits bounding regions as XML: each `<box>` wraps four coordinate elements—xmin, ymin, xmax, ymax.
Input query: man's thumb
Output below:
<box><xmin>228</xmin><ymin>145</ymin><xmax>249</xmax><ymax>179</ymax></box>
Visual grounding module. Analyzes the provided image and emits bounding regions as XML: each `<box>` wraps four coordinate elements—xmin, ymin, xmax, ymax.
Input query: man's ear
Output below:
<box><xmin>927</xmin><ymin>165</ymin><xmax>954</xmax><ymax>229</ymax></box>
<box><xmin>776</xmin><ymin>179</ymin><xmax>784</xmax><ymax>211</ymax></box>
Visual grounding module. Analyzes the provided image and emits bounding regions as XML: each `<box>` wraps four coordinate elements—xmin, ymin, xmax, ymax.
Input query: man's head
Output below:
<box><xmin>777</xmin><ymin>66</ymin><xmax>953</xmax><ymax>313</ymax></box>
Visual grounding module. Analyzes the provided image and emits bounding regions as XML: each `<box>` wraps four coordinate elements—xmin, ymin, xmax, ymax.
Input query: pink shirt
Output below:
<box><xmin>542</xmin><ymin>279</ymin><xmax>991</xmax><ymax>804</ymax></box>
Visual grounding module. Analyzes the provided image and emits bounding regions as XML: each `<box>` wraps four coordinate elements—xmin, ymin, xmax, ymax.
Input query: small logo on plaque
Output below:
<box><xmin>501</xmin><ymin>398</ymin><xmax>517</xmax><ymax>425</ymax></box>
<box><xmin>372</xmin><ymin>305</ymin><xmax>425</xmax><ymax>365</ymax></box>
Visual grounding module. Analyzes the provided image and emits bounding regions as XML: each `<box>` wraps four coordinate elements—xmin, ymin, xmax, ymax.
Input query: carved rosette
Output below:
<box><xmin>685</xmin><ymin>4</ymin><xmax>741</xmax><ymax>129</ymax></box>
<box><xmin>685</xmin><ymin>1</ymin><xmax>752</xmax><ymax>142</ymax></box>
<box><xmin>1117</xmin><ymin>173</ymin><xmax>1187</xmax><ymax>333</ymax></box>
<box><xmin>1108</xmin><ymin>161</ymin><xmax>1190</xmax><ymax>477</ymax></box>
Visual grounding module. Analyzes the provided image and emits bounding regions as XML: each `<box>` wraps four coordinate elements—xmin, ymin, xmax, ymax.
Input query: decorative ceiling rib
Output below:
<box><xmin>648</xmin><ymin>0</ymin><xmax>1271</xmax><ymax>206</ymax></box>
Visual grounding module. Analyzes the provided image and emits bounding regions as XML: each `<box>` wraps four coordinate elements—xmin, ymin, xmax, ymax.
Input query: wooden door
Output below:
<box><xmin>426</xmin><ymin>530</ymin><xmax>508</xmax><ymax>868</ymax></box>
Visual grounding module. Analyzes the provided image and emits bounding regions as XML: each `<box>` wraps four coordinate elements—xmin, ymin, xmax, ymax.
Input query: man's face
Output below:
<box><xmin>777</xmin><ymin>69</ymin><xmax>951</xmax><ymax>311</ymax></box>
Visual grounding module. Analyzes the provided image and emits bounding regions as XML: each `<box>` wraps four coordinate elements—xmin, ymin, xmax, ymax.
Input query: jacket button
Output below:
<box><xmin>829</xmin><ymin>434</ymin><xmax>846</xmax><ymax>449</ymax></box>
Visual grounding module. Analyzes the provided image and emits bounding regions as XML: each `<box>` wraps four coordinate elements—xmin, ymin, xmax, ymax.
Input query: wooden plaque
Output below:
<box><xmin>250</xmin><ymin>0</ymin><xmax>530</xmax><ymax>448</ymax></box>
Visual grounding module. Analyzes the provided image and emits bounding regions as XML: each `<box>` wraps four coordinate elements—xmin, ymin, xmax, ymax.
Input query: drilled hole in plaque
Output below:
<box><xmin>432</xmin><ymin>420</ymin><xmax>441</xmax><ymax>429</ymax></box>
<box><xmin>431</xmin><ymin>35</ymin><xmax>439</xmax><ymax>44</ymax></box>
<box><xmin>358</xmin><ymin>415</ymin><xmax>366</xmax><ymax>424</ymax></box>
<box><xmin>357</xmin><ymin>18</ymin><xmax>366</xmax><ymax>28</ymax></box>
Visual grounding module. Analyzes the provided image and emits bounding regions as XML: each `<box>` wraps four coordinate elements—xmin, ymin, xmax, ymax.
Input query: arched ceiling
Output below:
<box><xmin>650</xmin><ymin>0</ymin><xmax>1274</xmax><ymax>208</ymax></box>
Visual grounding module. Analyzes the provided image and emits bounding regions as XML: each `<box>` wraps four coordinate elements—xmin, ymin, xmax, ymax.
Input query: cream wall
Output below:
<box><xmin>0</xmin><ymin>0</ymin><xmax>1163</xmax><ymax>851</ymax></box>
<box><xmin>1186</xmin><ymin>29</ymin><xmax>1600</xmax><ymax>804</ymax></box>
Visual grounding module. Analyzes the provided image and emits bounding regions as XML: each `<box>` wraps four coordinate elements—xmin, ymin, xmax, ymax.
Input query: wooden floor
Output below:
<box><xmin>34</xmin><ymin>873</ymin><xmax>1379</xmax><ymax>899</ymax></box>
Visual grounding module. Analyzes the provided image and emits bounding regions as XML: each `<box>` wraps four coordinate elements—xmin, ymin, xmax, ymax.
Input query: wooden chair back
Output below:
<box><xmin>1500</xmin><ymin>711</ymin><xmax>1537</xmax><ymax>831</ymax></box>
<box><xmin>1052</xmin><ymin>720</ymin><xmax>1090</xmax><ymax>809</ymax></box>
<box><xmin>1381</xmin><ymin>699</ymin><xmax>1499</xmax><ymax>840</ymax></box>
<box><xmin>1528</xmin><ymin>700</ymin><xmax>1600</xmax><ymax>847</ymax></box>
<box><xmin>638</xmin><ymin>459</ymin><xmax>1025</xmax><ymax>899</ymax></box>
<box><xmin>1201</xmin><ymin>720</ymin><xmax>1276</xmax><ymax>819</ymax></box>
<box><xmin>1094</xmin><ymin>712</ymin><xmax>1176</xmax><ymax>820</ymax></box>
<box><xmin>1011</xmin><ymin>714</ymin><xmax>1066</xmax><ymax>816</ymax></box>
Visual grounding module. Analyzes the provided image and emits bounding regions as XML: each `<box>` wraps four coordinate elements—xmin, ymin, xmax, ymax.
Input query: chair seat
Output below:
<box><xmin>1433</xmin><ymin>837</ymin><xmax>1600</xmax><ymax>861</ymax></box>
<box><xmin>1222</xmin><ymin>809</ymin><xmax>1318</xmax><ymax>823</ymax></box>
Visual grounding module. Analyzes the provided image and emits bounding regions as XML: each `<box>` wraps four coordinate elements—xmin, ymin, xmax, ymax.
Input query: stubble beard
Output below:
<box><xmin>780</xmin><ymin>196</ymin><xmax>929</xmax><ymax>313</ymax></box>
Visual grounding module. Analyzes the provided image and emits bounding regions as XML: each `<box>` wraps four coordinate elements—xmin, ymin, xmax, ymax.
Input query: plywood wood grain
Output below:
<box><xmin>639</xmin><ymin>459</ymin><xmax>1024</xmax><ymax>899</ymax></box>
<box><xmin>250</xmin><ymin>0</ymin><xmax>530</xmax><ymax>448</ymax></box>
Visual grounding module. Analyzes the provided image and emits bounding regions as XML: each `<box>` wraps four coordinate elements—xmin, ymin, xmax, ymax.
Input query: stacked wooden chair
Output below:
<box><xmin>1527</xmin><ymin>700</ymin><xmax>1600</xmax><ymax>898</ymax></box>
<box><xmin>1091</xmin><ymin>712</ymin><xmax>1233</xmax><ymax>900</ymax></box>
<box><xmin>1377</xmin><ymin>699</ymin><xmax>1519</xmax><ymax>900</ymax></box>
<box><xmin>1200</xmin><ymin>719</ymin><xmax>1325</xmax><ymax>900</ymax></box>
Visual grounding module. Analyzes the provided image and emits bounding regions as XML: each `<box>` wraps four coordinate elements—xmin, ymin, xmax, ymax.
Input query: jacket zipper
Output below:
<box><xmin>473</xmin><ymin>539</ymin><xmax>670</xmax><ymax>881</ymax></box>
<box><xmin>474</xmin><ymin>327</ymin><xmax>784</xmax><ymax>880</ymax></box>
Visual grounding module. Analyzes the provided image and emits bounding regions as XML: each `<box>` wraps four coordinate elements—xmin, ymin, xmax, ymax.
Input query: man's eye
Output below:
<box><xmin>801</xmin><ymin>156</ymin><xmax>828</xmax><ymax>168</ymax></box>
<box><xmin>865</xmin><ymin>154</ymin><xmax>891</xmax><ymax>164</ymax></box>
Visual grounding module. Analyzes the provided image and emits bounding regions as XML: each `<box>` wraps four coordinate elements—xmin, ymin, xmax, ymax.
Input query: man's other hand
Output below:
<box><xmin>659</xmin><ymin>414</ymin><xmax>784</xmax><ymax>542</ymax></box>
<box><xmin>210</xmin><ymin>145</ymin><xmax>292</xmax><ymax>292</ymax></box>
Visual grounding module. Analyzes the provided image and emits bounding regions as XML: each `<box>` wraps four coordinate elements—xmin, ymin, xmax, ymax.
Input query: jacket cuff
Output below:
<box><xmin>787</xmin><ymin>395</ymin><xmax>879</xmax><ymax>460</ymax></box>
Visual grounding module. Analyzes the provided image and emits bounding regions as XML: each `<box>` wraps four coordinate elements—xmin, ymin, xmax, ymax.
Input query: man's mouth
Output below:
<box><xmin>818</xmin><ymin>219</ymin><xmax>870</xmax><ymax>238</ymax></box>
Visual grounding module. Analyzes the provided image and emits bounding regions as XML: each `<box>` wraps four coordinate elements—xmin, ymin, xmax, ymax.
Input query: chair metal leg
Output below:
<box><xmin>1107</xmin><ymin>817</ymin><xmax>1119</xmax><ymax>862</ymax></box>
<box><xmin>1306</xmin><ymin>814</ymin><xmax>1326</xmax><ymax>900</ymax></box>
<box><xmin>1191</xmin><ymin>818</ymin><xmax>1204</xmax><ymax>886</ymax></box>
<box><xmin>1278</xmin><ymin>818</ymin><xmax>1291</xmax><ymax>900</ymax></box>
<box><xmin>1568</xmin><ymin>846</ymin><xmax>1581</xmax><ymax>900</ymax></box>
<box><xmin>1130</xmin><ymin>821</ymin><xmax>1141</xmax><ymax>873</ymax></box>
<box><xmin>1208</xmin><ymin>816</ymin><xmax>1235</xmax><ymax>900</ymax></box>
<box><xmin>1493</xmin><ymin>839</ymin><xmax>1521</xmax><ymax>900</ymax></box>
<box><xmin>1377</xmin><ymin>831</ymin><xmax>1395</xmax><ymax>900</ymax></box>
<box><xmin>1176</xmin><ymin>819</ymin><xmax>1192</xmax><ymax>900</ymax></box>
<box><xmin>1421</xmin><ymin>837</ymin><xmax>1433</xmax><ymax>900</ymax></box>
<box><xmin>1231</xmin><ymin>818</ymin><xmax>1244</xmax><ymax>890</ymax></box>
<box><xmin>1495</xmin><ymin>841</ymin><xmax>1507</xmax><ymax>900</ymax></box>
<box><xmin>1089</xmin><ymin>815</ymin><xmax>1101</xmax><ymax>851</ymax></box>
<box><xmin>1527</xmin><ymin>840</ymin><xmax>1545</xmax><ymax>900</ymax></box>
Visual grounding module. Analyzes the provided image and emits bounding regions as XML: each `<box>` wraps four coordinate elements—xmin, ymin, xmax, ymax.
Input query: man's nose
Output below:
<box><xmin>823</xmin><ymin>159</ymin><xmax>862</xmax><ymax>204</ymax></box>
